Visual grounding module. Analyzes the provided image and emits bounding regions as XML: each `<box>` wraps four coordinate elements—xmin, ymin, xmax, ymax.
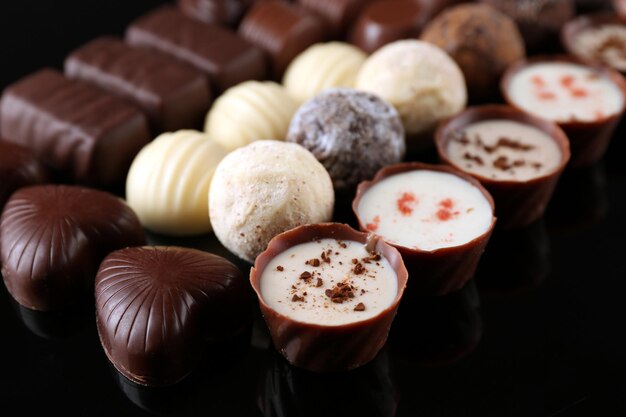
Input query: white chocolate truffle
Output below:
<box><xmin>283</xmin><ymin>42</ymin><xmax>367</xmax><ymax>104</ymax></box>
<box><xmin>126</xmin><ymin>130</ymin><xmax>226</xmax><ymax>236</ymax></box>
<box><xmin>356</xmin><ymin>40</ymin><xmax>467</xmax><ymax>138</ymax></box>
<box><xmin>205</xmin><ymin>81</ymin><xmax>299</xmax><ymax>152</ymax></box>
<box><xmin>209</xmin><ymin>141</ymin><xmax>334</xmax><ymax>263</ymax></box>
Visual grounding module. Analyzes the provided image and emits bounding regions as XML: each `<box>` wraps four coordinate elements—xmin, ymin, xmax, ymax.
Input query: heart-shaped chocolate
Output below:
<box><xmin>95</xmin><ymin>246</ymin><xmax>251</xmax><ymax>386</ymax></box>
<box><xmin>0</xmin><ymin>185</ymin><xmax>145</xmax><ymax>311</ymax></box>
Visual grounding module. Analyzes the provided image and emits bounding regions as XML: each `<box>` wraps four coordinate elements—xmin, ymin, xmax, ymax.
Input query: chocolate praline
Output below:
<box><xmin>0</xmin><ymin>69</ymin><xmax>150</xmax><ymax>187</ymax></box>
<box><xmin>96</xmin><ymin>246</ymin><xmax>251</xmax><ymax>386</ymax></box>
<box><xmin>297</xmin><ymin>0</ymin><xmax>374</xmax><ymax>36</ymax></box>
<box><xmin>239</xmin><ymin>1</ymin><xmax>327</xmax><ymax>77</ymax></box>
<box><xmin>287</xmin><ymin>88</ymin><xmax>405</xmax><ymax>191</ymax></box>
<box><xmin>65</xmin><ymin>37</ymin><xmax>212</xmax><ymax>133</ymax></box>
<box><xmin>177</xmin><ymin>0</ymin><xmax>254</xmax><ymax>26</ymax></box>
<box><xmin>1</xmin><ymin>185</ymin><xmax>145</xmax><ymax>311</ymax></box>
<box><xmin>250</xmin><ymin>223</ymin><xmax>408</xmax><ymax>373</ymax></box>
<box><xmin>435</xmin><ymin>105</ymin><xmax>570</xmax><ymax>229</ymax></box>
<box><xmin>349</xmin><ymin>0</ymin><xmax>430</xmax><ymax>54</ymax></box>
<box><xmin>501</xmin><ymin>55</ymin><xmax>626</xmax><ymax>167</ymax></box>
<box><xmin>352</xmin><ymin>163</ymin><xmax>496</xmax><ymax>296</ymax></box>
<box><xmin>562</xmin><ymin>13</ymin><xmax>626</xmax><ymax>74</ymax></box>
<box><xmin>0</xmin><ymin>141</ymin><xmax>48</xmax><ymax>210</ymax></box>
<box><xmin>421</xmin><ymin>3</ymin><xmax>526</xmax><ymax>102</ymax></box>
<box><xmin>480</xmin><ymin>0</ymin><xmax>575</xmax><ymax>53</ymax></box>
<box><xmin>126</xmin><ymin>6</ymin><xmax>268</xmax><ymax>93</ymax></box>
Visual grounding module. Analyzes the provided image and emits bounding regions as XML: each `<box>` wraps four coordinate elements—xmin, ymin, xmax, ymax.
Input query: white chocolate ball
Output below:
<box><xmin>126</xmin><ymin>130</ymin><xmax>226</xmax><ymax>236</ymax></box>
<box><xmin>356</xmin><ymin>40</ymin><xmax>467</xmax><ymax>138</ymax></box>
<box><xmin>283</xmin><ymin>42</ymin><xmax>367</xmax><ymax>104</ymax></box>
<box><xmin>209</xmin><ymin>140</ymin><xmax>334</xmax><ymax>263</ymax></box>
<box><xmin>205</xmin><ymin>81</ymin><xmax>299</xmax><ymax>152</ymax></box>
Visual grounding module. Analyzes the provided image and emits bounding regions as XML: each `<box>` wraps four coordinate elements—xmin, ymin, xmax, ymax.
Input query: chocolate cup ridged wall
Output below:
<box><xmin>250</xmin><ymin>223</ymin><xmax>408</xmax><ymax>373</ymax></box>
<box><xmin>352</xmin><ymin>162</ymin><xmax>496</xmax><ymax>296</ymax></box>
<box><xmin>435</xmin><ymin>105</ymin><xmax>571</xmax><ymax>229</ymax></box>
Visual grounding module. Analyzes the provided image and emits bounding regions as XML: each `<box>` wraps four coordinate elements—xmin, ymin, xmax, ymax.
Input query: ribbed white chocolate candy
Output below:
<box><xmin>283</xmin><ymin>42</ymin><xmax>367</xmax><ymax>104</ymax></box>
<box><xmin>126</xmin><ymin>130</ymin><xmax>226</xmax><ymax>236</ymax></box>
<box><xmin>209</xmin><ymin>140</ymin><xmax>334</xmax><ymax>263</ymax></box>
<box><xmin>204</xmin><ymin>81</ymin><xmax>298</xmax><ymax>152</ymax></box>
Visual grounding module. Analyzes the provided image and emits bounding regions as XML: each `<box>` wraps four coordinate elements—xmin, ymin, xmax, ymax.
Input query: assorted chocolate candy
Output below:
<box><xmin>1</xmin><ymin>185</ymin><xmax>145</xmax><ymax>311</ymax></box>
<box><xmin>96</xmin><ymin>246</ymin><xmax>250</xmax><ymax>386</ymax></box>
<box><xmin>65</xmin><ymin>37</ymin><xmax>212</xmax><ymax>133</ymax></box>
<box><xmin>0</xmin><ymin>69</ymin><xmax>150</xmax><ymax>187</ymax></box>
<box><xmin>0</xmin><ymin>0</ymin><xmax>624</xmax><ymax>390</ymax></box>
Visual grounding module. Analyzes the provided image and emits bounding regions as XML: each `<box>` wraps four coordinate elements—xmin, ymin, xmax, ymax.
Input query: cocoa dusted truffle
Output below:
<box><xmin>421</xmin><ymin>3</ymin><xmax>525</xmax><ymax>102</ymax></box>
<box><xmin>0</xmin><ymin>141</ymin><xmax>48</xmax><ymax>210</ymax></box>
<box><xmin>1</xmin><ymin>185</ymin><xmax>145</xmax><ymax>311</ymax></box>
<box><xmin>287</xmin><ymin>88</ymin><xmax>405</xmax><ymax>191</ymax></box>
<box><xmin>96</xmin><ymin>246</ymin><xmax>251</xmax><ymax>386</ymax></box>
<box><xmin>480</xmin><ymin>0</ymin><xmax>575</xmax><ymax>53</ymax></box>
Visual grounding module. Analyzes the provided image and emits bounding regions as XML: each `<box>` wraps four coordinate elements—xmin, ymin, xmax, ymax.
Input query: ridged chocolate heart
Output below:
<box><xmin>0</xmin><ymin>185</ymin><xmax>145</xmax><ymax>311</ymax></box>
<box><xmin>95</xmin><ymin>246</ymin><xmax>251</xmax><ymax>386</ymax></box>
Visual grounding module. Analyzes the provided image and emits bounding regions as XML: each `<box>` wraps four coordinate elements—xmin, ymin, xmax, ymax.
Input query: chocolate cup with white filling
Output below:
<box><xmin>435</xmin><ymin>105</ymin><xmax>571</xmax><ymax>229</ymax></box>
<box><xmin>561</xmin><ymin>13</ymin><xmax>626</xmax><ymax>73</ymax></box>
<box><xmin>352</xmin><ymin>163</ymin><xmax>496</xmax><ymax>296</ymax></box>
<box><xmin>250</xmin><ymin>223</ymin><xmax>408</xmax><ymax>373</ymax></box>
<box><xmin>501</xmin><ymin>55</ymin><xmax>626</xmax><ymax>168</ymax></box>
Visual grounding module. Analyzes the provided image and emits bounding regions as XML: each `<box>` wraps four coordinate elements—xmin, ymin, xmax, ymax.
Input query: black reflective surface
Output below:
<box><xmin>2</xmin><ymin>1</ymin><xmax>626</xmax><ymax>416</ymax></box>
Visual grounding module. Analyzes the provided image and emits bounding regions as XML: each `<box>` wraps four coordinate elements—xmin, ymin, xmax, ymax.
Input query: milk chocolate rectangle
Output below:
<box><xmin>65</xmin><ymin>37</ymin><xmax>211</xmax><ymax>133</ymax></box>
<box><xmin>126</xmin><ymin>6</ymin><xmax>267</xmax><ymax>92</ymax></box>
<box><xmin>0</xmin><ymin>69</ymin><xmax>150</xmax><ymax>187</ymax></box>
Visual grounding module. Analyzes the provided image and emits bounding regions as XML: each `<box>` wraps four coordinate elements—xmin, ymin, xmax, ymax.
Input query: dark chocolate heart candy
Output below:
<box><xmin>95</xmin><ymin>246</ymin><xmax>251</xmax><ymax>386</ymax></box>
<box><xmin>0</xmin><ymin>185</ymin><xmax>145</xmax><ymax>311</ymax></box>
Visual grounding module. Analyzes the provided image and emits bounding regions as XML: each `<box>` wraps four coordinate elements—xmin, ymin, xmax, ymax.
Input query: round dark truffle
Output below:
<box><xmin>287</xmin><ymin>88</ymin><xmax>405</xmax><ymax>191</ymax></box>
<box><xmin>421</xmin><ymin>3</ymin><xmax>525</xmax><ymax>102</ymax></box>
<box><xmin>95</xmin><ymin>246</ymin><xmax>251</xmax><ymax>386</ymax></box>
<box><xmin>480</xmin><ymin>0</ymin><xmax>575</xmax><ymax>53</ymax></box>
<box><xmin>0</xmin><ymin>141</ymin><xmax>48</xmax><ymax>210</ymax></box>
<box><xmin>0</xmin><ymin>185</ymin><xmax>145</xmax><ymax>311</ymax></box>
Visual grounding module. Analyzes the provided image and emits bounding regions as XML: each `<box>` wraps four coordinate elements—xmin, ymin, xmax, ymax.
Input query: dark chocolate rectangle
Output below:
<box><xmin>126</xmin><ymin>6</ymin><xmax>267</xmax><ymax>92</ymax></box>
<box><xmin>0</xmin><ymin>69</ymin><xmax>150</xmax><ymax>187</ymax></box>
<box><xmin>65</xmin><ymin>37</ymin><xmax>212</xmax><ymax>133</ymax></box>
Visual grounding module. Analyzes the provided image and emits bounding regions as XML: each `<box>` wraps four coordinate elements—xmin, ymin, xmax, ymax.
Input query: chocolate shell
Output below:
<box><xmin>177</xmin><ymin>0</ymin><xmax>254</xmax><ymax>26</ymax></box>
<box><xmin>95</xmin><ymin>246</ymin><xmax>251</xmax><ymax>386</ymax></box>
<box><xmin>298</xmin><ymin>0</ymin><xmax>374</xmax><ymax>36</ymax></box>
<box><xmin>0</xmin><ymin>141</ymin><xmax>48</xmax><ymax>210</ymax></box>
<box><xmin>126</xmin><ymin>6</ymin><xmax>268</xmax><ymax>93</ymax></box>
<box><xmin>239</xmin><ymin>1</ymin><xmax>327</xmax><ymax>77</ymax></box>
<box><xmin>0</xmin><ymin>69</ymin><xmax>150</xmax><ymax>187</ymax></box>
<box><xmin>501</xmin><ymin>55</ymin><xmax>626</xmax><ymax>168</ymax></box>
<box><xmin>65</xmin><ymin>37</ymin><xmax>212</xmax><ymax>133</ymax></box>
<box><xmin>435</xmin><ymin>105</ymin><xmax>571</xmax><ymax>229</ymax></box>
<box><xmin>0</xmin><ymin>185</ymin><xmax>145</xmax><ymax>311</ymax></box>
<box><xmin>250</xmin><ymin>223</ymin><xmax>408</xmax><ymax>373</ymax></box>
<box><xmin>561</xmin><ymin>12</ymin><xmax>626</xmax><ymax>74</ymax></box>
<box><xmin>352</xmin><ymin>163</ymin><xmax>496</xmax><ymax>296</ymax></box>
<box><xmin>349</xmin><ymin>0</ymin><xmax>430</xmax><ymax>54</ymax></box>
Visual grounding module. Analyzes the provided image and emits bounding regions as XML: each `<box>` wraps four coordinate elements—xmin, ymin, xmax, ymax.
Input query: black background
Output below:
<box><xmin>1</xmin><ymin>1</ymin><xmax>626</xmax><ymax>416</ymax></box>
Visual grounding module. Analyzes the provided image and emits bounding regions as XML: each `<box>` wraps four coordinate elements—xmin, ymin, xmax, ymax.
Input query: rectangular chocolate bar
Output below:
<box><xmin>0</xmin><ymin>69</ymin><xmax>150</xmax><ymax>187</ymax></box>
<box><xmin>65</xmin><ymin>37</ymin><xmax>212</xmax><ymax>133</ymax></box>
<box><xmin>126</xmin><ymin>6</ymin><xmax>267</xmax><ymax>92</ymax></box>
